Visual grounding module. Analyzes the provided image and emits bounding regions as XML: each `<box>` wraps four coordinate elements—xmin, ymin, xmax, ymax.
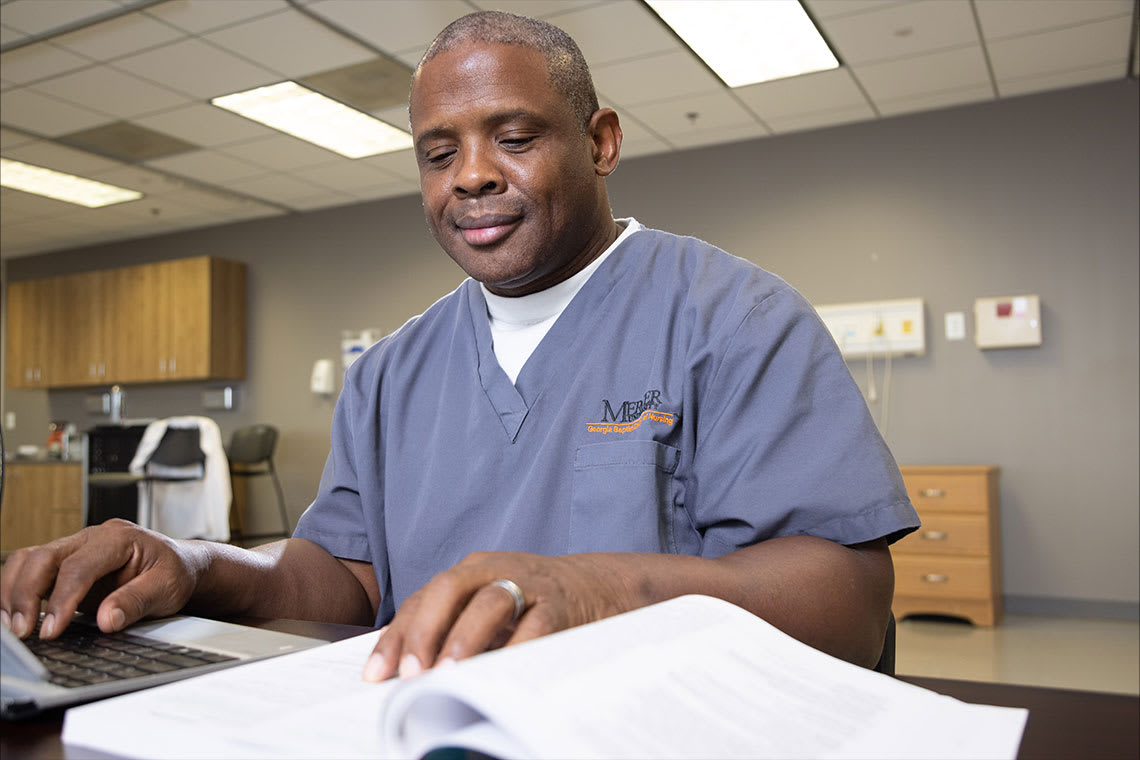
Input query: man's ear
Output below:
<box><xmin>589</xmin><ymin>108</ymin><xmax>622</xmax><ymax>177</ymax></box>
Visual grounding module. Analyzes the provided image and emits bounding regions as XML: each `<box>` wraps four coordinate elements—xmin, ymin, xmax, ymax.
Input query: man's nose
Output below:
<box><xmin>453</xmin><ymin>147</ymin><xmax>504</xmax><ymax>196</ymax></box>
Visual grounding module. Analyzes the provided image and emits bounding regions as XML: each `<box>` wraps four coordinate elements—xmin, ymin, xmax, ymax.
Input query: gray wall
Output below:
<box><xmin>3</xmin><ymin>79</ymin><xmax>1137</xmax><ymax>613</ymax></box>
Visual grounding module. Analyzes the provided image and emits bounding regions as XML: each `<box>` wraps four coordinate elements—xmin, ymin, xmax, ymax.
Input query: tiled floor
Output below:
<box><xmin>895</xmin><ymin>614</ymin><xmax>1140</xmax><ymax>695</ymax></box>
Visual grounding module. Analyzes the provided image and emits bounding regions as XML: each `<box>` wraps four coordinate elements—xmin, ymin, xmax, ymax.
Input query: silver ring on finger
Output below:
<box><xmin>489</xmin><ymin>578</ymin><xmax>525</xmax><ymax>623</ymax></box>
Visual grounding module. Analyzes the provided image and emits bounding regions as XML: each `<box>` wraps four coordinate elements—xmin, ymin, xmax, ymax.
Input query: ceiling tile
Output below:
<box><xmin>997</xmin><ymin>61</ymin><xmax>1127</xmax><ymax>98</ymax></box>
<box><xmin>86</xmin><ymin>164</ymin><xmax>191</xmax><ymax>196</ymax></box>
<box><xmin>734</xmin><ymin>68</ymin><xmax>869</xmax><ymax>120</ymax></box>
<box><xmin>1</xmin><ymin>187</ymin><xmax>76</xmax><ymax>219</ymax></box>
<box><xmin>0</xmin><ymin>127</ymin><xmax>38</xmax><ymax>150</ymax></box>
<box><xmin>0</xmin><ymin>87</ymin><xmax>112</xmax><ymax>136</ymax></box>
<box><xmin>301</xmin><ymin>160</ymin><xmax>397</xmax><ymax>192</ymax></box>
<box><xmin>357</xmin><ymin>148</ymin><xmax>420</xmax><ymax>182</ymax></box>
<box><xmin>987</xmin><ymin>16</ymin><xmax>1134</xmax><ymax>82</ymax></box>
<box><xmin>133</xmin><ymin>102</ymin><xmax>277</xmax><ymax>148</ymax></box>
<box><xmin>145</xmin><ymin>150</ymin><xmax>266</xmax><ymax>184</ymax></box>
<box><xmin>877</xmin><ymin>83</ymin><xmax>994</xmax><ymax>116</ymax></box>
<box><xmin>31</xmin><ymin>64</ymin><xmax>190</xmax><ymax>119</ymax></box>
<box><xmin>974</xmin><ymin>0</ymin><xmax>1134</xmax><ymax>40</ymax></box>
<box><xmin>593</xmin><ymin>50</ymin><xmax>723</xmax><ymax>107</ymax></box>
<box><xmin>468</xmin><ymin>1</ymin><xmax>600</xmax><ymax>18</ymax></box>
<box><xmin>0</xmin><ymin>0</ymin><xmax>120</xmax><ymax>35</ymax></box>
<box><xmin>344</xmin><ymin>180</ymin><xmax>420</xmax><ymax>202</ymax></box>
<box><xmin>766</xmin><ymin>103</ymin><xmax>877</xmax><ymax>134</ymax></box>
<box><xmin>0</xmin><ymin>41</ymin><xmax>91</xmax><ymax>85</ymax></box>
<box><xmin>823</xmin><ymin>0</ymin><xmax>980</xmax><ymax>65</ymax></box>
<box><xmin>227</xmin><ymin>172</ymin><xmax>332</xmax><ymax>203</ymax></box>
<box><xmin>218</xmin><ymin>134</ymin><xmax>341</xmax><ymax>171</ymax></box>
<box><xmin>51</xmin><ymin>11</ymin><xmax>185</xmax><ymax>61</ymax></box>
<box><xmin>544</xmin><ymin>0</ymin><xmax>679</xmax><ymax>67</ymax></box>
<box><xmin>142</xmin><ymin>0</ymin><xmax>288</xmax><ymax>34</ymax></box>
<box><xmin>112</xmin><ymin>37</ymin><xmax>280</xmax><ymax>99</ymax></box>
<box><xmin>205</xmin><ymin>8</ymin><xmax>375</xmax><ymax>79</ymax></box>
<box><xmin>853</xmin><ymin>45</ymin><xmax>991</xmax><ymax>102</ymax></box>
<box><xmin>805</xmin><ymin>0</ymin><xmax>903</xmax><ymax>20</ymax></box>
<box><xmin>306</xmin><ymin>0</ymin><xmax>472</xmax><ymax>58</ymax></box>
<box><xmin>623</xmin><ymin>90</ymin><xmax>762</xmax><ymax>139</ymax></box>
<box><xmin>3</xmin><ymin>139</ymin><xmax>121</xmax><ymax>175</ymax></box>
<box><xmin>1</xmin><ymin>24</ymin><xmax>26</xmax><ymax>46</ymax></box>
<box><xmin>666</xmin><ymin>122</ymin><xmax>770</xmax><ymax>151</ymax></box>
<box><xmin>616</xmin><ymin>135</ymin><xmax>672</xmax><ymax>161</ymax></box>
<box><xmin>282</xmin><ymin>191</ymin><xmax>359</xmax><ymax>212</ymax></box>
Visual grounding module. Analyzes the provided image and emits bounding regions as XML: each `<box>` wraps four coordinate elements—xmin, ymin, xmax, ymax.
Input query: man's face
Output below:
<box><xmin>409</xmin><ymin>43</ymin><xmax>615</xmax><ymax>297</ymax></box>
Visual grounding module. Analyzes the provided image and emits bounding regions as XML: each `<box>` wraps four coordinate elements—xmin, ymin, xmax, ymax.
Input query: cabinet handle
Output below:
<box><xmin>919</xmin><ymin>488</ymin><xmax>945</xmax><ymax>498</ymax></box>
<box><xmin>922</xmin><ymin>573</ymin><xmax>949</xmax><ymax>584</ymax></box>
<box><xmin>34</xmin><ymin>368</ymin><xmax>41</xmax><ymax>381</ymax></box>
<box><xmin>169</xmin><ymin>357</ymin><xmax>177</xmax><ymax>373</ymax></box>
<box><xmin>99</xmin><ymin>363</ymin><xmax>106</xmax><ymax>377</ymax></box>
<box><xmin>921</xmin><ymin>530</ymin><xmax>948</xmax><ymax>541</ymax></box>
<box><xmin>159</xmin><ymin>359</ymin><xmax>166</xmax><ymax>373</ymax></box>
<box><xmin>89</xmin><ymin>364</ymin><xmax>97</xmax><ymax>377</ymax></box>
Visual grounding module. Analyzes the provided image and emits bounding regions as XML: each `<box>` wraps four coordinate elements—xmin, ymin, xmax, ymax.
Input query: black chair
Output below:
<box><xmin>89</xmin><ymin>424</ymin><xmax>206</xmax><ymax>531</ymax></box>
<box><xmin>227</xmin><ymin>424</ymin><xmax>290</xmax><ymax>541</ymax></box>
<box><xmin>873</xmin><ymin>612</ymin><xmax>896</xmax><ymax>675</ymax></box>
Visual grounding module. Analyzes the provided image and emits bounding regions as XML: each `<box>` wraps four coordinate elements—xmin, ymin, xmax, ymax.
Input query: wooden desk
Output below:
<box><xmin>3</xmin><ymin>621</ymin><xmax>1137</xmax><ymax>760</ymax></box>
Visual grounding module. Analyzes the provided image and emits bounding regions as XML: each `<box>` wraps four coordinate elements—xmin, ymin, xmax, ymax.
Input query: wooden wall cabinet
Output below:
<box><xmin>4</xmin><ymin>257</ymin><xmax>245</xmax><ymax>388</ymax></box>
<box><xmin>893</xmin><ymin>465</ymin><xmax>1003</xmax><ymax>626</ymax></box>
<box><xmin>0</xmin><ymin>463</ymin><xmax>84</xmax><ymax>552</ymax></box>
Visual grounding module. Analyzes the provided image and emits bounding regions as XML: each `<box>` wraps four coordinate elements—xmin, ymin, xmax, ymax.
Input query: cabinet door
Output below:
<box><xmin>55</xmin><ymin>271</ymin><xmax>112</xmax><ymax>386</ymax></box>
<box><xmin>5</xmin><ymin>279</ymin><xmax>60</xmax><ymax>387</ymax></box>
<box><xmin>0</xmin><ymin>465</ymin><xmax>83</xmax><ymax>551</ymax></box>
<box><xmin>159</xmin><ymin>257</ymin><xmax>211</xmax><ymax>379</ymax></box>
<box><xmin>113</xmin><ymin>262</ymin><xmax>165</xmax><ymax>382</ymax></box>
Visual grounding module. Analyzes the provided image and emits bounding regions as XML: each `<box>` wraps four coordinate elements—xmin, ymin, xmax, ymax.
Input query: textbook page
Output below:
<box><xmin>383</xmin><ymin>595</ymin><xmax>1027</xmax><ymax>760</ymax></box>
<box><xmin>62</xmin><ymin>630</ymin><xmax>394</xmax><ymax>760</ymax></box>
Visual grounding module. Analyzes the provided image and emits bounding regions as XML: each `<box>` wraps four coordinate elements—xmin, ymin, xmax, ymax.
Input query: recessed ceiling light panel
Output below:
<box><xmin>647</xmin><ymin>0</ymin><xmax>839</xmax><ymax>87</ymax></box>
<box><xmin>212</xmin><ymin>81</ymin><xmax>413</xmax><ymax>158</ymax></box>
<box><xmin>0</xmin><ymin>158</ymin><xmax>143</xmax><ymax>208</ymax></box>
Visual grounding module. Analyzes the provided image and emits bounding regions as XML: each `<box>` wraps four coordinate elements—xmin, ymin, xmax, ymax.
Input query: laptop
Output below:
<box><xmin>1</xmin><ymin>613</ymin><xmax>325</xmax><ymax>718</ymax></box>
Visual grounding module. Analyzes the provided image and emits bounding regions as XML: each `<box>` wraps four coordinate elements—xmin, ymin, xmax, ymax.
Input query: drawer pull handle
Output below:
<box><xmin>920</xmin><ymin>488</ymin><xmax>946</xmax><ymax>498</ymax></box>
<box><xmin>922</xmin><ymin>573</ymin><xmax>949</xmax><ymax>584</ymax></box>
<box><xmin>921</xmin><ymin>530</ymin><xmax>948</xmax><ymax>541</ymax></box>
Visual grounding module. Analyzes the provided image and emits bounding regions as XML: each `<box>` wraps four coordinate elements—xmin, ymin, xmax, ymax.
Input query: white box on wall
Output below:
<box><xmin>974</xmin><ymin>295</ymin><xmax>1042</xmax><ymax>349</ymax></box>
<box><xmin>815</xmin><ymin>298</ymin><xmax>926</xmax><ymax>358</ymax></box>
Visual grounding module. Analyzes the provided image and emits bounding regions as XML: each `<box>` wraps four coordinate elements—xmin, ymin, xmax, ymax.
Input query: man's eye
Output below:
<box><xmin>501</xmin><ymin>137</ymin><xmax>534</xmax><ymax>149</ymax></box>
<box><xmin>424</xmin><ymin>150</ymin><xmax>454</xmax><ymax>165</ymax></box>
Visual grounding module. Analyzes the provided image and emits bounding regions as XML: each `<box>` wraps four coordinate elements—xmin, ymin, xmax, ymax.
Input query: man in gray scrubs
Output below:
<box><xmin>1</xmin><ymin>12</ymin><xmax>918</xmax><ymax>681</ymax></box>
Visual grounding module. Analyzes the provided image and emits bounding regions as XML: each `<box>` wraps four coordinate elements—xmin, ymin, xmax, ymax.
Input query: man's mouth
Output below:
<box><xmin>456</xmin><ymin>213</ymin><xmax>520</xmax><ymax>246</ymax></box>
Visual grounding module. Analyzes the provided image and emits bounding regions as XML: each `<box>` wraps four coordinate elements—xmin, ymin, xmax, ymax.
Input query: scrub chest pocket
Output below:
<box><xmin>570</xmin><ymin>440</ymin><xmax>681</xmax><ymax>553</ymax></box>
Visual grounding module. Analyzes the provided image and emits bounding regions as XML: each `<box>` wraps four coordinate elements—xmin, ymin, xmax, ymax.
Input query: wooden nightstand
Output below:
<box><xmin>893</xmin><ymin>465</ymin><xmax>1002</xmax><ymax>626</ymax></box>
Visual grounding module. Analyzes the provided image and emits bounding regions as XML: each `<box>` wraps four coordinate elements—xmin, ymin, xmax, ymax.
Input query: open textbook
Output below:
<box><xmin>62</xmin><ymin>595</ymin><xmax>1027</xmax><ymax>760</ymax></box>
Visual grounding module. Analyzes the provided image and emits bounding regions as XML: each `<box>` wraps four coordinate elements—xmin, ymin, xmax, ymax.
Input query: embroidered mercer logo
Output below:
<box><xmin>587</xmin><ymin>389</ymin><xmax>675</xmax><ymax>434</ymax></box>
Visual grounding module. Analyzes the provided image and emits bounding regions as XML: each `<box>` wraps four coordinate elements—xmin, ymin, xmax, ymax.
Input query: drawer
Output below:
<box><xmin>892</xmin><ymin>514</ymin><xmax>989</xmax><ymax>556</ymax></box>
<box><xmin>894</xmin><ymin>555</ymin><xmax>992</xmax><ymax>600</ymax></box>
<box><xmin>901</xmin><ymin>472</ymin><xmax>989</xmax><ymax>513</ymax></box>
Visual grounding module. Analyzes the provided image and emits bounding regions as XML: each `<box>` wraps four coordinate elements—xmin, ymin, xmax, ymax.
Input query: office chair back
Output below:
<box><xmin>228</xmin><ymin>425</ymin><xmax>278</xmax><ymax>467</ymax></box>
<box><xmin>146</xmin><ymin>426</ymin><xmax>206</xmax><ymax>476</ymax></box>
<box><xmin>227</xmin><ymin>424</ymin><xmax>291</xmax><ymax>541</ymax></box>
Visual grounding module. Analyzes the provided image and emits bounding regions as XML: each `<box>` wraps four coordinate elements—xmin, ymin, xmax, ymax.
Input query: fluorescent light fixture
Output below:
<box><xmin>212</xmin><ymin>81</ymin><xmax>413</xmax><ymax>158</ymax></box>
<box><xmin>0</xmin><ymin>158</ymin><xmax>142</xmax><ymax>208</ymax></box>
<box><xmin>646</xmin><ymin>0</ymin><xmax>839</xmax><ymax>87</ymax></box>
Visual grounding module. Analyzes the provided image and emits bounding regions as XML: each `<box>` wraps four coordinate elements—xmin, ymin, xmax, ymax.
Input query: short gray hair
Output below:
<box><xmin>414</xmin><ymin>11</ymin><xmax>600</xmax><ymax>132</ymax></box>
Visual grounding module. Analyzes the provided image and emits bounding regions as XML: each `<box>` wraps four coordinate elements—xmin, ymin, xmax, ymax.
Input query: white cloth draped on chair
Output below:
<box><xmin>129</xmin><ymin>416</ymin><xmax>231</xmax><ymax>541</ymax></box>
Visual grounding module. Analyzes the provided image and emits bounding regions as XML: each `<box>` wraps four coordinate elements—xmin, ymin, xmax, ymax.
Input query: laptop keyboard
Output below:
<box><xmin>26</xmin><ymin>619</ymin><xmax>238</xmax><ymax>688</ymax></box>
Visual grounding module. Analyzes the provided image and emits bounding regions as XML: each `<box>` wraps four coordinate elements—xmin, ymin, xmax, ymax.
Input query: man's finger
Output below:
<box><xmin>436</xmin><ymin>581</ymin><xmax>523</xmax><ymax>662</ymax></box>
<box><xmin>40</xmin><ymin>534</ymin><xmax>140</xmax><ymax>638</ymax></box>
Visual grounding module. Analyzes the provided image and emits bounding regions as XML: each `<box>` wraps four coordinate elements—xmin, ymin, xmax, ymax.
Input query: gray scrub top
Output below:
<box><xmin>295</xmin><ymin>227</ymin><xmax>920</xmax><ymax>626</ymax></box>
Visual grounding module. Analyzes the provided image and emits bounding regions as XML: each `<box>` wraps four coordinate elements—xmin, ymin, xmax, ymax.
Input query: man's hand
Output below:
<box><xmin>361</xmin><ymin>537</ymin><xmax>894</xmax><ymax>681</ymax></box>
<box><xmin>0</xmin><ymin>519</ymin><xmax>203</xmax><ymax>640</ymax></box>
<box><xmin>362</xmin><ymin>551</ymin><xmax>638</xmax><ymax>681</ymax></box>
